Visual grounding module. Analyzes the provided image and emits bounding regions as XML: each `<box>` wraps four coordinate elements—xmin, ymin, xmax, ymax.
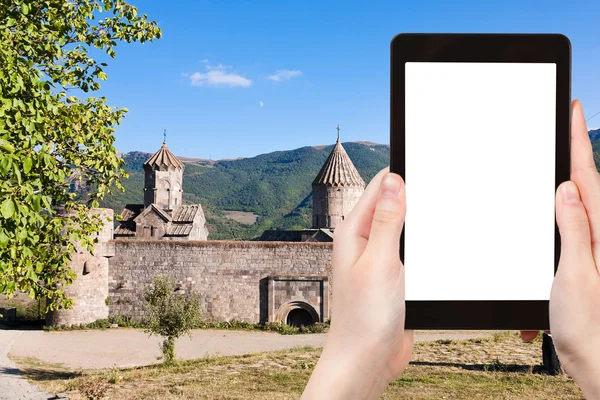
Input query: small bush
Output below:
<box><xmin>76</xmin><ymin>378</ymin><xmax>109</xmax><ymax>400</ymax></box>
<box><xmin>107</xmin><ymin>367</ymin><xmax>122</xmax><ymax>385</ymax></box>
<box><xmin>144</xmin><ymin>276</ymin><xmax>202</xmax><ymax>364</ymax></box>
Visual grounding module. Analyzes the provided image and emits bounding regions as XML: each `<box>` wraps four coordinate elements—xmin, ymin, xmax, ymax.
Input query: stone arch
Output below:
<box><xmin>274</xmin><ymin>301</ymin><xmax>319</xmax><ymax>326</ymax></box>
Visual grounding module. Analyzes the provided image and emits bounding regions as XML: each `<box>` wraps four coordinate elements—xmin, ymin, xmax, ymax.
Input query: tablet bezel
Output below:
<box><xmin>390</xmin><ymin>33</ymin><xmax>571</xmax><ymax>330</ymax></box>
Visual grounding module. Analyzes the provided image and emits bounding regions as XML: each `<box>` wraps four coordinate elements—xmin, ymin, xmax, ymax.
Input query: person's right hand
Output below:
<box><xmin>535</xmin><ymin>100</ymin><xmax>600</xmax><ymax>398</ymax></box>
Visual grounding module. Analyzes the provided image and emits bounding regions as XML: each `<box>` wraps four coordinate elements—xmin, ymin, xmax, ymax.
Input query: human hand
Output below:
<box><xmin>301</xmin><ymin>169</ymin><xmax>413</xmax><ymax>400</ymax></box>
<box><xmin>524</xmin><ymin>101</ymin><xmax>600</xmax><ymax>398</ymax></box>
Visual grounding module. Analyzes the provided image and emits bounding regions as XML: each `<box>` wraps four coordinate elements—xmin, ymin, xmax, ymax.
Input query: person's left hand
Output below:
<box><xmin>302</xmin><ymin>169</ymin><xmax>413</xmax><ymax>400</ymax></box>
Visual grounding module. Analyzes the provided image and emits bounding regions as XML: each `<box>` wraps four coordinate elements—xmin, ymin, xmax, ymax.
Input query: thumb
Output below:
<box><xmin>365</xmin><ymin>173</ymin><xmax>406</xmax><ymax>261</ymax></box>
<box><xmin>556</xmin><ymin>181</ymin><xmax>593</xmax><ymax>271</ymax></box>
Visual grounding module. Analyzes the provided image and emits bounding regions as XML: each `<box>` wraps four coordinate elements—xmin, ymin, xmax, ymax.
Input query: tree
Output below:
<box><xmin>0</xmin><ymin>1</ymin><xmax>161</xmax><ymax>310</ymax></box>
<box><xmin>144</xmin><ymin>276</ymin><xmax>202</xmax><ymax>364</ymax></box>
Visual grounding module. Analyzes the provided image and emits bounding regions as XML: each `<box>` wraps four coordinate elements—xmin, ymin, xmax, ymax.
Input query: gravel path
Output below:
<box><xmin>8</xmin><ymin>329</ymin><xmax>494</xmax><ymax>370</ymax></box>
<box><xmin>0</xmin><ymin>328</ymin><xmax>495</xmax><ymax>398</ymax></box>
<box><xmin>0</xmin><ymin>330</ymin><xmax>62</xmax><ymax>400</ymax></box>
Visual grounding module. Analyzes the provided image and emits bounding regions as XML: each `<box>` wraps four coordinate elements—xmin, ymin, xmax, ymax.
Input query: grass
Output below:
<box><xmin>14</xmin><ymin>331</ymin><xmax>583</xmax><ymax>399</ymax></box>
<box><xmin>43</xmin><ymin>317</ymin><xmax>330</xmax><ymax>335</ymax></box>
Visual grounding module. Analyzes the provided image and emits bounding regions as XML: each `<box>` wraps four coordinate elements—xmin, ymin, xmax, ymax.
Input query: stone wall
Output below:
<box><xmin>108</xmin><ymin>240</ymin><xmax>333</xmax><ymax>323</ymax></box>
<box><xmin>46</xmin><ymin>208</ymin><xmax>113</xmax><ymax>326</ymax></box>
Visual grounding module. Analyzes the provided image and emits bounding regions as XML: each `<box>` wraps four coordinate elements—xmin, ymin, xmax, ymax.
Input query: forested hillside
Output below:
<box><xmin>99</xmin><ymin>129</ymin><xmax>600</xmax><ymax>240</ymax></box>
<box><xmin>100</xmin><ymin>142</ymin><xmax>390</xmax><ymax>239</ymax></box>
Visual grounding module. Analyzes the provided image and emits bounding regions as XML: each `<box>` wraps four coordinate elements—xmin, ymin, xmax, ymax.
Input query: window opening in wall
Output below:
<box><xmin>143</xmin><ymin>226</ymin><xmax>150</xmax><ymax>237</ymax></box>
<box><xmin>150</xmin><ymin>226</ymin><xmax>156</xmax><ymax>237</ymax></box>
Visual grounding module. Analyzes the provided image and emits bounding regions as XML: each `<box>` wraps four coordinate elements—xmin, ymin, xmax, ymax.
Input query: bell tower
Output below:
<box><xmin>143</xmin><ymin>131</ymin><xmax>184</xmax><ymax>211</ymax></box>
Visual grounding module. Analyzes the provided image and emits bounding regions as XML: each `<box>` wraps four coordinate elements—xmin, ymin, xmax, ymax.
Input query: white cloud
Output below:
<box><xmin>259</xmin><ymin>101</ymin><xmax>264</xmax><ymax>107</ymax></box>
<box><xmin>267</xmin><ymin>69</ymin><xmax>302</xmax><ymax>82</ymax></box>
<box><xmin>187</xmin><ymin>62</ymin><xmax>252</xmax><ymax>88</ymax></box>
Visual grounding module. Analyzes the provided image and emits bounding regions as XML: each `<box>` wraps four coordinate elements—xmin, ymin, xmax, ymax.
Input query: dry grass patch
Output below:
<box><xmin>16</xmin><ymin>332</ymin><xmax>583</xmax><ymax>399</ymax></box>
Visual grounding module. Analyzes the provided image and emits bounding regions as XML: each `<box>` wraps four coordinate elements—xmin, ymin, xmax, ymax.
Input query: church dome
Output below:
<box><xmin>144</xmin><ymin>142</ymin><xmax>184</xmax><ymax>171</ymax></box>
<box><xmin>312</xmin><ymin>138</ymin><xmax>365</xmax><ymax>187</ymax></box>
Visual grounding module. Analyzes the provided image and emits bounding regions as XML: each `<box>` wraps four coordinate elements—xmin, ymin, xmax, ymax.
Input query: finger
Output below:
<box><xmin>570</xmin><ymin>100</ymin><xmax>596</xmax><ymax>176</ymax></box>
<box><xmin>364</xmin><ymin>173</ymin><xmax>406</xmax><ymax>264</ymax></box>
<box><xmin>569</xmin><ymin>101</ymin><xmax>600</xmax><ymax>257</ymax></box>
<box><xmin>339</xmin><ymin>167</ymin><xmax>389</xmax><ymax>240</ymax></box>
<box><xmin>555</xmin><ymin>181</ymin><xmax>595</xmax><ymax>274</ymax></box>
<box><xmin>333</xmin><ymin>167</ymin><xmax>389</xmax><ymax>268</ymax></box>
<box><xmin>520</xmin><ymin>331</ymin><xmax>539</xmax><ymax>342</ymax></box>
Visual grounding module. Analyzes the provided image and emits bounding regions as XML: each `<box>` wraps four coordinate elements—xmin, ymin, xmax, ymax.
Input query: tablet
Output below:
<box><xmin>390</xmin><ymin>34</ymin><xmax>571</xmax><ymax>330</ymax></box>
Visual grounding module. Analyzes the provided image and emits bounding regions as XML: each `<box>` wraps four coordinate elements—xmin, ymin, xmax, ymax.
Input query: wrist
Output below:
<box><xmin>564</xmin><ymin>358</ymin><xmax>600</xmax><ymax>400</ymax></box>
<box><xmin>302</xmin><ymin>344</ymin><xmax>390</xmax><ymax>400</ymax></box>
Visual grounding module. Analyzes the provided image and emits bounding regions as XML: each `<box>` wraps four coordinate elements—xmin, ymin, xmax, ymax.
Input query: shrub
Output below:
<box><xmin>143</xmin><ymin>276</ymin><xmax>202</xmax><ymax>364</ymax></box>
<box><xmin>76</xmin><ymin>378</ymin><xmax>109</xmax><ymax>400</ymax></box>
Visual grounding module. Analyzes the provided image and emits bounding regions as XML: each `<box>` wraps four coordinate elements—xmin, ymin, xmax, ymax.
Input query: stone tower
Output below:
<box><xmin>312</xmin><ymin>132</ymin><xmax>365</xmax><ymax>229</ymax></box>
<box><xmin>143</xmin><ymin>140</ymin><xmax>184</xmax><ymax>211</ymax></box>
<box><xmin>46</xmin><ymin>208</ymin><xmax>114</xmax><ymax>326</ymax></box>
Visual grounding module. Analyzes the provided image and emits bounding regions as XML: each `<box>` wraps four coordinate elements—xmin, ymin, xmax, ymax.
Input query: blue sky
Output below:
<box><xmin>100</xmin><ymin>0</ymin><xmax>600</xmax><ymax>159</ymax></box>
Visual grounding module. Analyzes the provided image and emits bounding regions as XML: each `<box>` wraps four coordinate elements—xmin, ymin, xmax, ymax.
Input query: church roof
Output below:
<box><xmin>165</xmin><ymin>224</ymin><xmax>194</xmax><ymax>236</ymax></box>
<box><xmin>312</xmin><ymin>139</ymin><xmax>365</xmax><ymax>187</ymax></box>
<box><xmin>172</xmin><ymin>204</ymin><xmax>202</xmax><ymax>222</ymax></box>
<box><xmin>114</xmin><ymin>204</ymin><xmax>143</xmax><ymax>236</ymax></box>
<box><xmin>144</xmin><ymin>142</ymin><xmax>184</xmax><ymax>171</ymax></box>
<box><xmin>133</xmin><ymin>203</ymin><xmax>172</xmax><ymax>224</ymax></box>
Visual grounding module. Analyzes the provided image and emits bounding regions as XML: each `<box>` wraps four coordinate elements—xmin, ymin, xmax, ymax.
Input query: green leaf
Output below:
<box><xmin>32</xmin><ymin>195</ymin><xmax>41</xmax><ymax>212</ymax></box>
<box><xmin>1</xmin><ymin>199</ymin><xmax>15</xmax><ymax>219</ymax></box>
<box><xmin>0</xmin><ymin>156</ymin><xmax>10</xmax><ymax>175</ymax></box>
<box><xmin>0</xmin><ymin>139</ymin><xmax>14</xmax><ymax>153</ymax></box>
<box><xmin>0</xmin><ymin>231</ymin><xmax>8</xmax><ymax>248</ymax></box>
<box><xmin>23</xmin><ymin>157</ymin><xmax>32</xmax><ymax>174</ymax></box>
<box><xmin>14</xmin><ymin>167</ymin><xmax>21</xmax><ymax>184</ymax></box>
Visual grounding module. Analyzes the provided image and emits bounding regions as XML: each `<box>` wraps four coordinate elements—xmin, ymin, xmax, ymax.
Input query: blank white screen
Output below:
<box><xmin>404</xmin><ymin>62</ymin><xmax>556</xmax><ymax>301</ymax></box>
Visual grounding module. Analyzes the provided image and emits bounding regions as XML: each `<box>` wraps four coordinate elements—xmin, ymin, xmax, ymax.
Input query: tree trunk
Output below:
<box><xmin>162</xmin><ymin>337</ymin><xmax>176</xmax><ymax>364</ymax></box>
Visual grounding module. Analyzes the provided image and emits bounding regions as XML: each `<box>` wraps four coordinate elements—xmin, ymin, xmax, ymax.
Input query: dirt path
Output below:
<box><xmin>0</xmin><ymin>330</ymin><xmax>61</xmax><ymax>400</ymax></box>
<box><xmin>8</xmin><ymin>329</ymin><xmax>495</xmax><ymax>370</ymax></box>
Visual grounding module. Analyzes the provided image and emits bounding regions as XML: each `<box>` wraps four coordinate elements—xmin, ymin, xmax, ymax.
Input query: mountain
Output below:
<box><xmin>100</xmin><ymin>129</ymin><xmax>600</xmax><ymax>240</ymax></box>
<box><xmin>99</xmin><ymin>142</ymin><xmax>390</xmax><ymax>240</ymax></box>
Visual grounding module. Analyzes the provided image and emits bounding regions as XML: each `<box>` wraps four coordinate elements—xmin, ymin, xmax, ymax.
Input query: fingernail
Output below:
<box><xmin>562</xmin><ymin>182</ymin><xmax>581</xmax><ymax>204</ymax></box>
<box><xmin>380</xmin><ymin>173</ymin><xmax>402</xmax><ymax>198</ymax></box>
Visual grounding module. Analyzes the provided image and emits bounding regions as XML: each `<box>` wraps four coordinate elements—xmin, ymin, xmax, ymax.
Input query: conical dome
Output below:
<box><xmin>144</xmin><ymin>142</ymin><xmax>184</xmax><ymax>171</ymax></box>
<box><xmin>312</xmin><ymin>139</ymin><xmax>365</xmax><ymax>187</ymax></box>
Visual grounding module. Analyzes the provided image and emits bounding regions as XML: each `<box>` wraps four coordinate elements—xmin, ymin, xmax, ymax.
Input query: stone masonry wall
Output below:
<box><xmin>108</xmin><ymin>240</ymin><xmax>333</xmax><ymax>323</ymax></box>
<box><xmin>312</xmin><ymin>185</ymin><xmax>364</xmax><ymax>229</ymax></box>
<box><xmin>46</xmin><ymin>208</ymin><xmax>113</xmax><ymax>326</ymax></box>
